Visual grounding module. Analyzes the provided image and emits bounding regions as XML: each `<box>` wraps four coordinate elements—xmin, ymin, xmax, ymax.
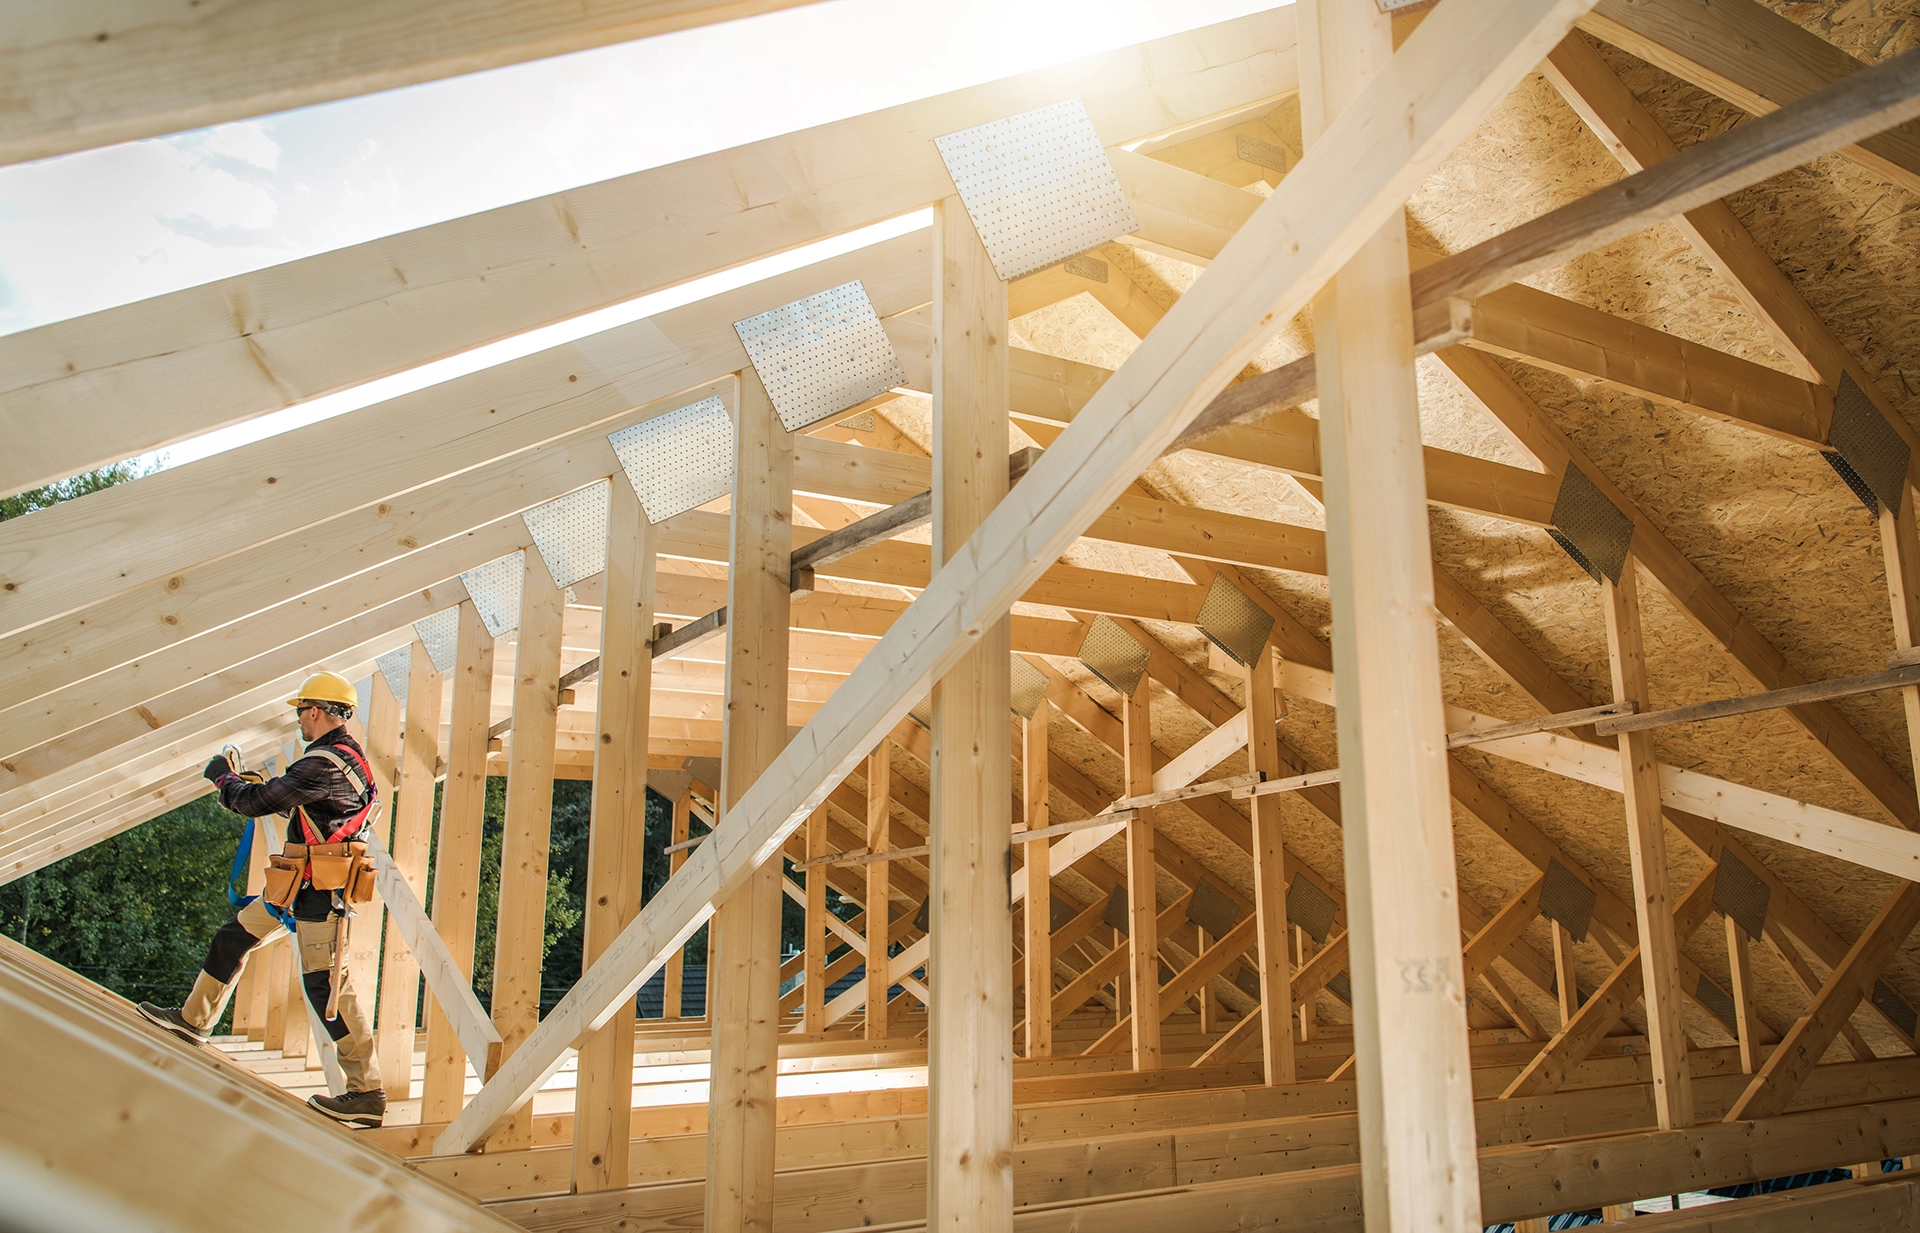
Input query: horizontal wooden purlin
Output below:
<box><xmin>1444</xmin><ymin>701</ymin><xmax>1636</xmax><ymax>748</ymax></box>
<box><xmin>1593</xmin><ymin>663</ymin><xmax>1920</xmax><ymax>735</ymax></box>
<box><xmin>0</xmin><ymin>10</ymin><xmax>1296</xmax><ymax>497</ymax></box>
<box><xmin>1578</xmin><ymin>0</ymin><xmax>1920</xmax><ymax>195</ymax></box>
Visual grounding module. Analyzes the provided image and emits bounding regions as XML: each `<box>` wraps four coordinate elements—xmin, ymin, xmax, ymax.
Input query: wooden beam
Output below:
<box><xmin>704</xmin><ymin>370</ymin><xmax>790</xmax><ymax>1229</ymax></box>
<box><xmin>1604</xmin><ymin>556</ymin><xmax>1693</xmax><ymax>1130</ymax></box>
<box><xmin>433</xmin><ymin>0</ymin><xmax>1599</xmax><ymax>1152</ymax></box>
<box><xmin>1728</xmin><ymin>915</ymin><xmax>1760</xmax><ymax>1075</ymax></box>
<box><xmin>1727</xmin><ymin>883</ymin><xmax>1920</xmax><ymax>1121</ymax></box>
<box><xmin>571</xmin><ymin>476</ymin><xmax>656</xmax><ymax>1193</ymax></box>
<box><xmin>1121</xmin><ymin>677</ymin><xmax>1160</xmax><ymax>1073</ymax></box>
<box><xmin>420</xmin><ymin>602</ymin><xmax>495</xmax><ymax>1120</ymax></box>
<box><xmin>1245</xmin><ymin>647</ymin><xmax>1295</xmax><ymax>1085</ymax></box>
<box><xmin>0</xmin><ymin>14</ymin><xmax>1293</xmax><ymax>497</ymax></box>
<box><xmin>866</xmin><ymin>746</ymin><xmax>892</xmax><ymax>1043</ymax></box>
<box><xmin>375</xmin><ymin>640</ymin><xmax>442</xmax><ymax>1100</ymax></box>
<box><xmin>663</xmin><ymin>793</ymin><xmax>692</xmax><ymax>1021</ymax></box>
<box><xmin>1299</xmin><ymin>0</ymin><xmax>1483</xmax><ymax>1224</ymax></box>
<box><xmin>1022</xmin><ymin>711</ymin><xmax>1052</xmax><ymax>1059</ymax></box>
<box><xmin>803</xmin><ymin>806</ymin><xmax>829</xmax><ymax>1036</ymax></box>
<box><xmin>1579</xmin><ymin>0</ymin><xmax>1920</xmax><ymax>195</ymax></box>
<box><xmin>927</xmin><ymin>194</ymin><xmax>1015</xmax><ymax>1229</ymax></box>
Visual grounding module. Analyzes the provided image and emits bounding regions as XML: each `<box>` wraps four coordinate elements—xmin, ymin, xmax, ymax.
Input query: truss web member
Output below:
<box><xmin>136</xmin><ymin>671</ymin><xmax>389</xmax><ymax>1128</ymax></box>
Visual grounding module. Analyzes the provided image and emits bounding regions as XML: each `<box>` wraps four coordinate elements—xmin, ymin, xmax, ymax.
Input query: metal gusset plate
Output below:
<box><xmin>1824</xmin><ymin>372</ymin><xmax>1910</xmax><ymax>515</ymax></box>
<box><xmin>1286</xmin><ymin>874</ymin><xmax>1338</xmax><ymax>944</ymax></box>
<box><xmin>1196</xmin><ymin>572</ymin><xmax>1275</xmax><ymax>667</ymax></box>
<box><xmin>733</xmin><ymin>281</ymin><xmax>906</xmax><ymax>432</ymax></box>
<box><xmin>1713</xmin><ymin>847</ymin><xmax>1771</xmax><ymax>940</ymax></box>
<box><xmin>646</xmin><ymin>768</ymin><xmax>693</xmax><ymax>806</ymax></box>
<box><xmin>524</xmin><ymin>480</ymin><xmax>609</xmax><ymax>591</ymax></box>
<box><xmin>1547</xmin><ymin>463</ymin><xmax>1635</xmax><ymax>585</ymax></box>
<box><xmin>908</xmin><ymin>693</ymin><xmax>934</xmax><ymax>730</ymax></box>
<box><xmin>353</xmin><ymin>676</ymin><xmax>373</xmax><ymax>715</ymax></box>
<box><xmin>1695</xmin><ymin>974</ymin><xmax>1738</xmax><ymax>1032</ymax></box>
<box><xmin>1011</xmin><ymin>655</ymin><xmax>1051</xmax><ymax>720</ymax></box>
<box><xmin>933</xmin><ymin>98</ymin><xmax>1139</xmax><ymax>283</ymax></box>
<box><xmin>1103</xmin><ymin>883</ymin><xmax>1130</xmax><ymax>935</ymax></box>
<box><xmin>412</xmin><ymin>606</ymin><xmax>462</xmax><ymax>677</ymax></box>
<box><xmin>1186</xmin><ymin>878</ymin><xmax>1243</xmax><ymax>938</ymax></box>
<box><xmin>1050</xmin><ymin>896</ymin><xmax>1077</xmax><ymax>933</ymax></box>
<box><xmin>375</xmin><ymin>647</ymin><xmax>413</xmax><ymax>709</ymax></box>
<box><xmin>1873</xmin><ymin>980</ymin><xmax>1919</xmax><ymax>1038</ymax></box>
<box><xmin>913</xmin><ymin>898</ymin><xmax>931</xmax><ymax>934</ymax></box>
<box><xmin>1078</xmin><ymin>614</ymin><xmax>1150</xmax><ymax>699</ymax></box>
<box><xmin>608</xmin><ymin>394</ymin><xmax>735</xmax><ymax>524</ymax></box>
<box><xmin>1235</xmin><ymin>966</ymin><xmax>1260</xmax><ymax>999</ymax></box>
<box><xmin>1326</xmin><ymin>972</ymin><xmax>1353</xmax><ymax>1005</ymax></box>
<box><xmin>461</xmin><ymin>552</ymin><xmax>525</xmax><ymax>640</ymax></box>
<box><xmin>1538</xmin><ymin>858</ymin><xmax>1597</xmax><ymax>943</ymax></box>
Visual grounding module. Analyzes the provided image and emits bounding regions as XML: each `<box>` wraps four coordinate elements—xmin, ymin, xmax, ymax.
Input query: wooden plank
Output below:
<box><xmin>376</xmin><ymin>641</ymin><xmax>442</xmax><ymax>1099</ymax></box>
<box><xmin>571</xmin><ymin>476</ymin><xmax>656</xmax><ymax>1193</ymax></box>
<box><xmin>1299</xmin><ymin>0</ymin><xmax>1483</xmax><ymax>1224</ymax></box>
<box><xmin>421</xmin><ymin>602</ymin><xmax>496</xmax><ymax>1119</ymax></box>
<box><xmin>663</xmin><ymin>794</ymin><xmax>691</xmax><ymax>1021</ymax></box>
<box><xmin>927</xmin><ymin>194</ymin><xmax>1016</xmax><ymax>1230</ymax></box>
<box><xmin>704</xmin><ymin>370</ymin><xmax>791</xmax><ymax>1229</ymax></box>
<box><xmin>803</xmin><ymin>806</ymin><xmax>829</xmax><ymax>1036</ymax></box>
<box><xmin>1728</xmin><ymin>916</ymin><xmax>1760</xmax><ymax>1075</ymax></box>
<box><xmin>1579</xmin><ymin>0</ymin><xmax>1920</xmax><ymax>195</ymax></box>
<box><xmin>1023</xmin><ymin>711</ymin><xmax>1052</xmax><ymax>1060</ymax></box>
<box><xmin>1552</xmin><ymin>921</ymin><xmax>1577</xmax><ymax>1027</ymax></box>
<box><xmin>1604</xmin><ymin>557</ymin><xmax>1692</xmax><ymax>1130</ymax></box>
<box><xmin>433</xmin><ymin>0</ymin><xmax>1598</xmax><ymax>1153</ymax></box>
<box><xmin>1593</xmin><ymin>664</ymin><xmax>1920</xmax><ymax>736</ymax></box>
<box><xmin>866</xmin><ymin>746</ymin><xmax>891</xmax><ymax>1043</ymax></box>
<box><xmin>1244</xmin><ymin>647</ymin><xmax>1295</xmax><ymax>1086</ymax></box>
<box><xmin>0</xmin><ymin>0</ymin><xmax>831</xmax><ymax>165</ymax></box>
<box><xmin>1121</xmin><ymin>678</ymin><xmax>1161</xmax><ymax>1073</ymax></box>
<box><xmin>0</xmin><ymin>13</ymin><xmax>1294</xmax><ymax>498</ymax></box>
<box><xmin>1727</xmin><ymin>883</ymin><xmax>1920</xmax><ymax>1122</ymax></box>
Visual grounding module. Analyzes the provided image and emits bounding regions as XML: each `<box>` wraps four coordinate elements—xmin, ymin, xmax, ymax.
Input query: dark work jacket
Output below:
<box><xmin>219</xmin><ymin>726</ymin><xmax>374</xmax><ymax>920</ymax></box>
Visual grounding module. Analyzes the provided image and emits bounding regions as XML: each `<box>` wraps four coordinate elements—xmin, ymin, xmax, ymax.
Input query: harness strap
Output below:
<box><xmin>290</xmin><ymin>744</ymin><xmax>378</xmax><ymax>846</ymax></box>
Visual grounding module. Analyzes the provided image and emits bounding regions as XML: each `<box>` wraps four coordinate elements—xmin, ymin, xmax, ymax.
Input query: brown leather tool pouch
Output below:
<box><xmin>344</xmin><ymin>847</ymin><xmax>377</xmax><ymax>904</ymax></box>
<box><xmin>304</xmin><ymin>841</ymin><xmax>359</xmax><ymax>892</ymax></box>
<box><xmin>264</xmin><ymin>846</ymin><xmax>306</xmax><ymax>909</ymax></box>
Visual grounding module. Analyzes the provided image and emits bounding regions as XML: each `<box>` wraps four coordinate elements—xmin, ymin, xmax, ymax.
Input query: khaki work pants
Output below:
<box><xmin>184</xmin><ymin>897</ymin><xmax>382</xmax><ymax>1094</ymax></box>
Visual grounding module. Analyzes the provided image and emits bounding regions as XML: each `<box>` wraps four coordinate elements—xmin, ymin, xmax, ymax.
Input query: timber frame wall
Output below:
<box><xmin>7</xmin><ymin>1</ymin><xmax>1920</xmax><ymax>1231</ymax></box>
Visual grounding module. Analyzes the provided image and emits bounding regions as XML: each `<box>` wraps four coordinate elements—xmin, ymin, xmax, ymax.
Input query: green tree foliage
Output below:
<box><xmin>1</xmin><ymin>459</ymin><xmax>152</xmax><ymax>522</ymax></box>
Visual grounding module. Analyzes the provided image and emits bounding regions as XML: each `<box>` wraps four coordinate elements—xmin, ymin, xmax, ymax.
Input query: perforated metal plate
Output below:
<box><xmin>1186</xmin><ymin>878</ymin><xmax>1243</xmax><ymax>938</ymax></box>
<box><xmin>1326</xmin><ymin>972</ymin><xmax>1353</xmax><ymax>1005</ymax></box>
<box><xmin>1064</xmin><ymin>253</ymin><xmax>1108</xmax><ymax>283</ymax></box>
<box><xmin>908</xmin><ymin>693</ymin><xmax>934</xmax><ymax>730</ymax></box>
<box><xmin>1874</xmin><ymin>980</ymin><xmax>1919</xmax><ymax>1038</ymax></box>
<box><xmin>685</xmin><ymin>756</ymin><xmax>722</xmax><ymax>795</ymax></box>
<box><xmin>1825</xmin><ymin>372</ymin><xmax>1911</xmax><ymax>515</ymax></box>
<box><xmin>1197</xmin><ymin>572</ymin><xmax>1275</xmax><ymax>667</ymax></box>
<box><xmin>412</xmin><ymin>606</ymin><xmax>461</xmax><ymax>677</ymax></box>
<box><xmin>913</xmin><ymin>898</ymin><xmax>931</xmax><ymax>934</ymax></box>
<box><xmin>1286</xmin><ymin>875</ymin><xmax>1338</xmax><ymax>944</ymax></box>
<box><xmin>1539</xmin><ymin>858</ymin><xmax>1596</xmax><ymax>943</ymax></box>
<box><xmin>608</xmin><ymin>395</ymin><xmax>735</xmax><ymax>524</ymax></box>
<box><xmin>1548</xmin><ymin>464</ymin><xmax>1635</xmax><ymax>585</ymax></box>
<box><xmin>1011</xmin><ymin>655</ymin><xmax>1050</xmax><ymax>720</ymax></box>
<box><xmin>353</xmin><ymin>676</ymin><xmax>372</xmax><ymax>716</ymax></box>
<box><xmin>1695</xmin><ymin>975</ymin><xmax>1738</xmax><ymax>1032</ymax></box>
<box><xmin>524</xmin><ymin>480</ymin><xmax>609</xmax><ymax>590</ymax></box>
<box><xmin>1050</xmin><ymin>896</ymin><xmax>1077</xmax><ymax>933</ymax></box>
<box><xmin>1714</xmin><ymin>847</ymin><xmax>1771</xmax><ymax>940</ymax></box>
<box><xmin>1078</xmin><ymin>615</ymin><xmax>1149</xmax><ymax>699</ymax></box>
<box><xmin>1236</xmin><ymin>133</ymin><xmax>1290</xmax><ymax>173</ymax></box>
<box><xmin>375</xmin><ymin>647</ymin><xmax>412</xmax><ymax>709</ymax></box>
<box><xmin>733</xmin><ymin>281</ymin><xmax>907</xmax><ymax>432</ymax></box>
<box><xmin>647</xmin><ymin>768</ymin><xmax>693</xmax><ymax>806</ymax></box>
<box><xmin>1103</xmin><ymin>883</ymin><xmax>1129</xmax><ymax>935</ymax></box>
<box><xmin>462</xmin><ymin>552</ymin><xmax>525</xmax><ymax>640</ymax></box>
<box><xmin>934</xmin><ymin>99</ymin><xmax>1138</xmax><ymax>283</ymax></box>
<box><xmin>1235</xmin><ymin>966</ymin><xmax>1261</xmax><ymax>999</ymax></box>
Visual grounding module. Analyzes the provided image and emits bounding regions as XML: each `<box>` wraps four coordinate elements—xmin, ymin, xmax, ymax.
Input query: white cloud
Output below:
<box><xmin>200</xmin><ymin>120</ymin><xmax>281</xmax><ymax>170</ymax></box>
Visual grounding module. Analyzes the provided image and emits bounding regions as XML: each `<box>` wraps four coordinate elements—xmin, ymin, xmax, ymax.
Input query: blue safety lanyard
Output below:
<box><xmin>225</xmin><ymin>821</ymin><xmax>297</xmax><ymax>932</ymax></box>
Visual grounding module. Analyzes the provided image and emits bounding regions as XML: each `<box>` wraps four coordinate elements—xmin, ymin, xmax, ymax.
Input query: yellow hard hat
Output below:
<box><xmin>285</xmin><ymin>670</ymin><xmax>359</xmax><ymax>711</ymax></box>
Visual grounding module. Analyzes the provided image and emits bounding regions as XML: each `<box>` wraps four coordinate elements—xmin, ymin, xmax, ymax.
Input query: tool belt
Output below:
<box><xmin>264</xmin><ymin>841</ymin><xmax>375</xmax><ymax>908</ymax></box>
<box><xmin>262</xmin><ymin>743</ymin><xmax>381</xmax><ymax>909</ymax></box>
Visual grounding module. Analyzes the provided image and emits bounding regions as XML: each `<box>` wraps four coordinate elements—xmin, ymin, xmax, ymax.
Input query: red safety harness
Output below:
<box><xmin>291</xmin><ymin>744</ymin><xmax>379</xmax><ymax>849</ymax></box>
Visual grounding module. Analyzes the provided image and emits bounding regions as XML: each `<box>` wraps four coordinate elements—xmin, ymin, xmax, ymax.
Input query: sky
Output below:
<box><xmin>0</xmin><ymin>0</ymin><xmax>1275</xmax><ymax>338</ymax></box>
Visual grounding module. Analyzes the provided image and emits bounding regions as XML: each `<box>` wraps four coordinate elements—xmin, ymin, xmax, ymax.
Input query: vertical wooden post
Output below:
<box><xmin>1553</xmin><ymin>921</ymin><xmax>1578</xmax><ymax>1027</ymax></box>
<box><xmin>865</xmin><ymin>746</ymin><xmax>892</xmax><ymax>1041</ymax></box>
<box><xmin>1301</xmin><ymin>0</ymin><xmax>1480</xmax><ymax>1223</ymax></box>
<box><xmin>376</xmin><ymin>640</ymin><xmax>443</xmax><ymax>1099</ymax></box>
<box><xmin>1122</xmin><ymin>680</ymin><xmax>1160</xmax><ymax>1071</ymax></box>
<box><xmin>663</xmin><ymin>793</ymin><xmax>691</xmax><ymax>1020</ymax></box>
<box><xmin>281</xmin><ymin>947</ymin><xmax>311</xmax><ymax>1059</ymax></box>
<box><xmin>1295</xmin><ymin>927</ymin><xmax>1316</xmax><ymax>1041</ymax></box>
<box><xmin>704</xmin><ymin>370</ymin><xmax>791</xmax><ymax>1233</ymax></box>
<box><xmin>1603</xmin><ymin>558</ymin><xmax>1692</xmax><ymax>1130</ymax></box>
<box><xmin>1726</xmin><ymin>915</ymin><xmax>1759</xmax><ymax>1075</ymax></box>
<box><xmin>803</xmin><ymin>806</ymin><xmax>829</xmax><ymax>1035</ymax></box>
<box><xmin>1246</xmin><ymin>647</ymin><xmax>1297</xmax><ymax>1084</ymax></box>
<box><xmin>1877</xmin><ymin>488</ymin><xmax>1920</xmax><ymax>792</ymax></box>
<box><xmin>1022</xmin><ymin>711</ymin><xmax>1052</xmax><ymax>1059</ymax></box>
<box><xmin>572</xmin><ymin>477</ymin><xmax>658</xmax><ymax>1193</ymax></box>
<box><xmin>927</xmin><ymin>194</ymin><xmax>1014</xmax><ymax>1232</ymax></box>
<box><xmin>262</xmin><ymin>942</ymin><xmax>291</xmax><ymax>1049</ymax></box>
<box><xmin>487</xmin><ymin>550</ymin><xmax>566</xmax><ymax>1152</ymax></box>
<box><xmin>420</xmin><ymin>602</ymin><xmax>494</xmax><ymax>1120</ymax></box>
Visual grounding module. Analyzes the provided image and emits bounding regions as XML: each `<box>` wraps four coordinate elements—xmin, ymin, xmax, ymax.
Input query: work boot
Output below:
<box><xmin>308</xmin><ymin>1089</ymin><xmax>386</xmax><ymax>1129</ymax></box>
<box><xmin>137</xmin><ymin>1003</ymin><xmax>211</xmax><ymax>1046</ymax></box>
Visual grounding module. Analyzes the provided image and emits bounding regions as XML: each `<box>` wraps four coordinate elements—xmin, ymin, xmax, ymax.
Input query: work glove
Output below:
<box><xmin>203</xmin><ymin>755</ymin><xmax>232</xmax><ymax>783</ymax></box>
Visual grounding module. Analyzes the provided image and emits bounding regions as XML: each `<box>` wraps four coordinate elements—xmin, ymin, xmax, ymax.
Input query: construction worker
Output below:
<box><xmin>137</xmin><ymin>670</ymin><xmax>388</xmax><ymax>1128</ymax></box>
